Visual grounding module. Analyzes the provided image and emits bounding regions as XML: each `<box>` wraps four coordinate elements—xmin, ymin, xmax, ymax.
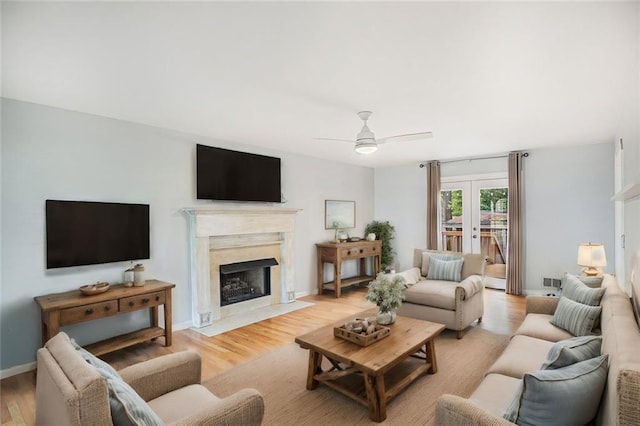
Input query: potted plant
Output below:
<box><xmin>365</xmin><ymin>273</ymin><xmax>405</xmax><ymax>325</ymax></box>
<box><xmin>364</xmin><ymin>221</ymin><xmax>395</xmax><ymax>272</ymax></box>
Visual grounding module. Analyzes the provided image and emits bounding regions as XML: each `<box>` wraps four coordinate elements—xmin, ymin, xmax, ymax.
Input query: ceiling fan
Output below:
<box><xmin>315</xmin><ymin>111</ymin><xmax>433</xmax><ymax>154</ymax></box>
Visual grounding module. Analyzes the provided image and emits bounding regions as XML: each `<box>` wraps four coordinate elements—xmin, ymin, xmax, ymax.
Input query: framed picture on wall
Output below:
<box><xmin>325</xmin><ymin>200</ymin><xmax>356</xmax><ymax>229</ymax></box>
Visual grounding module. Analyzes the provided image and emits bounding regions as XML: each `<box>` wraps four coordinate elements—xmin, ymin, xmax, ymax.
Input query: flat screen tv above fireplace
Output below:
<box><xmin>196</xmin><ymin>144</ymin><xmax>282</xmax><ymax>203</ymax></box>
<box><xmin>46</xmin><ymin>200</ymin><xmax>150</xmax><ymax>269</ymax></box>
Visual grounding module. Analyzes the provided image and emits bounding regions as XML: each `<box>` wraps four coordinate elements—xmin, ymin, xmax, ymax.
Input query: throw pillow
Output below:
<box><xmin>550</xmin><ymin>297</ymin><xmax>601</xmax><ymax>336</ymax></box>
<box><xmin>71</xmin><ymin>340</ymin><xmax>162</xmax><ymax>426</ymax></box>
<box><xmin>503</xmin><ymin>355</ymin><xmax>608</xmax><ymax>426</ymax></box>
<box><xmin>420</xmin><ymin>252</ymin><xmax>460</xmax><ymax>276</ymax></box>
<box><xmin>563</xmin><ymin>274</ymin><xmax>606</xmax><ymax>306</ymax></box>
<box><xmin>394</xmin><ymin>267</ymin><xmax>422</xmax><ymax>287</ymax></box>
<box><xmin>427</xmin><ymin>257</ymin><xmax>464</xmax><ymax>282</ymax></box>
<box><xmin>577</xmin><ymin>275</ymin><xmax>604</xmax><ymax>288</ymax></box>
<box><xmin>540</xmin><ymin>335</ymin><xmax>602</xmax><ymax>370</ymax></box>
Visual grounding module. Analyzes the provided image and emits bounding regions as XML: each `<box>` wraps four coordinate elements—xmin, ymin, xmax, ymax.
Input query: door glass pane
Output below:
<box><xmin>440</xmin><ymin>189</ymin><xmax>463</xmax><ymax>252</ymax></box>
<box><xmin>479</xmin><ymin>188</ymin><xmax>508</xmax><ymax>279</ymax></box>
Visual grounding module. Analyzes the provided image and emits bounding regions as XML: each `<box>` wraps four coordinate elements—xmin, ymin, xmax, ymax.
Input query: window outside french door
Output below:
<box><xmin>440</xmin><ymin>175</ymin><xmax>508</xmax><ymax>289</ymax></box>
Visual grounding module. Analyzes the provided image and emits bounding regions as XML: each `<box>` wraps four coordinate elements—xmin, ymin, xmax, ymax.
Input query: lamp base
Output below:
<box><xmin>582</xmin><ymin>267</ymin><xmax>601</xmax><ymax>277</ymax></box>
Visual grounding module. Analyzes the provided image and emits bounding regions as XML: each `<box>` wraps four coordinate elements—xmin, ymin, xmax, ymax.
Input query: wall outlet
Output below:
<box><xmin>543</xmin><ymin>278</ymin><xmax>562</xmax><ymax>288</ymax></box>
<box><xmin>288</xmin><ymin>291</ymin><xmax>295</xmax><ymax>301</ymax></box>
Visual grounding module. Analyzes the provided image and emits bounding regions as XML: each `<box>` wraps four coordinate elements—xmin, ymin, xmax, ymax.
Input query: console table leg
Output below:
<box><xmin>164</xmin><ymin>289</ymin><xmax>173</xmax><ymax>346</ymax></box>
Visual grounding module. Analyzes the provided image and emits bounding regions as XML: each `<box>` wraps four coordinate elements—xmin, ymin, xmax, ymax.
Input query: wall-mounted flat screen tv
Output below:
<box><xmin>196</xmin><ymin>144</ymin><xmax>281</xmax><ymax>202</ymax></box>
<box><xmin>46</xmin><ymin>200</ymin><xmax>150</xmax><ymax>269</ymax></box>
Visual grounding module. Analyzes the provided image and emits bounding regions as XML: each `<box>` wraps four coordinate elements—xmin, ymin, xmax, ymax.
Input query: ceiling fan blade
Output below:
<box><xmin>313</xmin><ymin>138</ymin><xmax>355</xmax><ymax>143</ymax></box>
<box><xmin>377</xmin><ymin>132</ymin><xmax>433</xmax><ymax>144</ymax></box>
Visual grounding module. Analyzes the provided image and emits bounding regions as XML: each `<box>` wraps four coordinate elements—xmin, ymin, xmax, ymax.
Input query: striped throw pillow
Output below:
<box><xmin>550</xmin><ymin>297</ymin><xmax>601</xmax><ymax>336</ymax></box>
<box><xmin>540</xmin><ymin>335</ymin><xmax>602</xmax><ymax>370</ymax></box>
<box><xmin>427</xmin><ymin>257</ymin><xmax>464</xmax><ymax>282</ymax></box>
<box><xmin>563</xmin><ymin>274</ymin><xmax>606</xmax><ymax>306</ymax></box>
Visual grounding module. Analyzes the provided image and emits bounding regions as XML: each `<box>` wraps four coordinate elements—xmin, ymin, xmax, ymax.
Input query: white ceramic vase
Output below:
<box><xmin>376</xmin><ymin>310</ymin><xmax>396</xmax><ymax>325</ymax></box>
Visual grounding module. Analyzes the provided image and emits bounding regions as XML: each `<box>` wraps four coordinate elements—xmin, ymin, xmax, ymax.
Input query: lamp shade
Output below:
<box><xmin>577</xmin><ymin>243</ymin><xmax>607</xmax><ymax>267</ymax></box>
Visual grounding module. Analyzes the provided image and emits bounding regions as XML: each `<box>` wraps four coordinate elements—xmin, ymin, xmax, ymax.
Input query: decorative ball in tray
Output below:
<box><xmin>79</xmin><ymin>282</ymin><xmax>110</xmax><ymax>296</ymax></box>
<box><xmin>334</xmin><ymin>317</ymin><xmax>390</xmax><ymax>347</ymax></box>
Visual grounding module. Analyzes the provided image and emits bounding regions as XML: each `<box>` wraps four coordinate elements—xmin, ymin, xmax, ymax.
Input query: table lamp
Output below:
<box><xmin>577</xmin><ymin>243</ymin><xmax>607</xmax><ymax>276</ymax></box>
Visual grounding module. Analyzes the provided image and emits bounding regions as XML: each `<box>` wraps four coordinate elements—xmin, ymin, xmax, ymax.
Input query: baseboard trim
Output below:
<box><xmin>173</xmin><ymin>320</ymin><xmax>192</xmax><ymax>331</ymax></box>
<box><xmin>295</xmin><ymin>290</ymin><xmax>311</xmax><ymax>298</ymax></box>
<box><xmin>1</xmin><ymin>361</ymin><xmax>36</xmax><ymax>379</ymax></box>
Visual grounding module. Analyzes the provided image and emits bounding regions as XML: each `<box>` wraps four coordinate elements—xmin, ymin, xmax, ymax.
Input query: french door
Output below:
<box><xmin>440</xmin><ymin>175</ymin><xmax>508</xmax><ymax>289</ymax></box>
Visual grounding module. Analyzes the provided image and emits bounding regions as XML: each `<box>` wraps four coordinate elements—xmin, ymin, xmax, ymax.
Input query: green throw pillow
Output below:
<box><xmin>427</xmin><ymin>256</ymin><xmax>464</xmax><ymax>282</ymax></box>
<box><xmin>540</xmin><ymin>335</ymin><xmax>602</xmax><ymax>370</ymax></box>
<box><xmin>550</xmin><ymin>296</ymin><xmax>601</xmax><ymax>336</ymax></box>
<box><xmin>503</xmin><ymin>355</ymin><xmax>609</xmax><ymax>426</ymax></box>
<box><xmin>563</xmin><ymin>274</ymin><xmax>606</xmax><ymax>306</ymax></box>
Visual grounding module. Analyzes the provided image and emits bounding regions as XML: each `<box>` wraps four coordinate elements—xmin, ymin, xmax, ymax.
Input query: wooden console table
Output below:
<box><xmin>316</xmin><ymin>240</ymin><xmax>382</xmax><ymax>298</ymax></box>
<box><xmin>35</xmin><ymin>280</ymin><xmax>175</xmax><ymax>355</ymax></box>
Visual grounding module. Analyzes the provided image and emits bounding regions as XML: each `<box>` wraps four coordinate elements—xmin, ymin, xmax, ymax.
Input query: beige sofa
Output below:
<box><xmin>36</xmin><ymin>332</ymin><xmax>264</xmax><ymax>425</ymax></box>
<box><xmin>397</xmin><ymin>249</ymin><xmax>485</xmax><ymax>339</ymax></box>
<box><xmin>435</xmin><ymin>274</ymin><xmax>640</xmax><ymax>425</ymax></box>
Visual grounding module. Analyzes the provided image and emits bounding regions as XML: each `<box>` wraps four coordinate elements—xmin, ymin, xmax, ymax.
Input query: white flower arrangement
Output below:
<box><xmin>365</xmin><ymin>273</ymin><xmax>405</xmax><ymax>313</ymax></box>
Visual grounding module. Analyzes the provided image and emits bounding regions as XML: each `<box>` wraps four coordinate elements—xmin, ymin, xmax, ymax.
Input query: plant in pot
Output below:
<box><xmin>364</xmin><ymin>220</ymin><xmax>395</xmax><ymax>272</ymax></box>
<box><xmin>365</xmin><ymin>273</ymin><xmax>405</xmax><ymax>325</ymax></box>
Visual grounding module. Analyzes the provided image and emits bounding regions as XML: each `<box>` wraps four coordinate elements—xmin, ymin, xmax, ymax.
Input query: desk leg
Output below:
<box><xmin>164</xmin><ymin>289</ymin><xmax>173</xmax><ymax>346</ymax></box>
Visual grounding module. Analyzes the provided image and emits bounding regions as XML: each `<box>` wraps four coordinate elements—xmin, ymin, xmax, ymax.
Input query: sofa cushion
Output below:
<box><xmin>503</xmin><ymin>355</ymin><xmax>608</xmax><ymax>426</ymax></box>
<box><xmin>485</xmin><ymin>335</ymin><xmax>553</xmax><ymax>379</ymax></box>
<box><xmin>540</xmin><ymin>335</ymin><xmax>602</xmax><ymax>370</ymax></box>
<box><xmin>427</xmin><ymin>257</ymin><xmax>464</xmax><ymax>282</ymax></box>
<box><xmin>461</xmin><ymin>253</ymin><xmax>485</xmax><ymax>280</ymax></box>
<box><xmin>148</xmin><ymin>384</ymin><xmax>219</xmax><ymax>424</ymax></box>
<box><xmin>515</xmin><ymin>313</ymin><xmax>573</xmax><ymax>342</ymax></box>
<box><xmin>563</xmin><ymin>273</ymin><xmax>606</xmax><ymax>306</ymax></box>
<box><xmin>550</xmin><ymin>296</ymin><xmax>601</xmax><ymax>336</ymax></box>
<box><xmin>468</xmin><ymin>373</ymin><xmax>522</xmax><ymax>418</ymax></box>
<box><xmin>403</xmin><ymin>280</ymin><xmax>457</xmax><ymax>310</ymax></box>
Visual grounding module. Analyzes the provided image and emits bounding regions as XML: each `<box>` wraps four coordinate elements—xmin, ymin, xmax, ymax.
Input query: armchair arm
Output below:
<box><xmin>435</xmin><ymin>394</ymin><xmax>514</xmax><ymax>426</ymax></box>
<box><xmin>169</xmin><ymin>388</ymin><xmax>264</xmax><ymax>426</ymax></box>
<box><xmin>119</xmin><ymin>351</ymin><xmax>202</xmax><ymax>401</ymax></box>
<box><xmin>456</xmin><ymin>275</ymin><xmax>484</xmax><ymax>301</ymax></box>
<box><xmin>525</xmin><ymin>296</ymin><xmax>559</xmax><ymax>315</ymax></box>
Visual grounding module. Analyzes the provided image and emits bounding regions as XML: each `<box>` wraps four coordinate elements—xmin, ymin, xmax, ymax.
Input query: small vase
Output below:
<box><xmin>376</xmin><ymin>309</ymin><xmax>396</xmax><ymax>325</ymax></box>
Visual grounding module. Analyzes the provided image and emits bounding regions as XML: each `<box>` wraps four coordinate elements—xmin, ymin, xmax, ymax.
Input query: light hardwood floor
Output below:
<box><xmin>1</xmin><ymin>287</ymin><xmax>525</xmax><ymax>426</ymax></box>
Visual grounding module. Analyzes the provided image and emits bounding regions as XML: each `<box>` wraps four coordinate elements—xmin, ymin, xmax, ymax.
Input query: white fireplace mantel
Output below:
<box><xmin>183</xmin><ymin>207</ymin><xmax>301</xmax><ymax>327</ymax></box>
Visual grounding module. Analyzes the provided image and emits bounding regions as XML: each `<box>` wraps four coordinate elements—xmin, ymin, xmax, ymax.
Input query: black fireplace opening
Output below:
<box><xmin>219</xmin><ymin>258</ymin><xmax>278</xmax><ymax>306</ymax></box>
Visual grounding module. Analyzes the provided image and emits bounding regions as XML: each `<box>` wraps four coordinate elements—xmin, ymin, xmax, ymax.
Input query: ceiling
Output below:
<box><xmin>2</xmin><ymin>1</ymin><xmax>638</xmax><ymax>168</ymax></box>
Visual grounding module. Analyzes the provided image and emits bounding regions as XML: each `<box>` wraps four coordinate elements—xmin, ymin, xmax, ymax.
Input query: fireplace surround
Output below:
<box><xmin>184</xmin><ymin>207</ymin><xmax>300</xmax><ymax>327</ymax></box>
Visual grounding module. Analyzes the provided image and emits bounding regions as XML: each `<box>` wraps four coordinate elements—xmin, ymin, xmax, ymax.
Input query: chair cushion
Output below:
<box><xmin>485</xmin><ymin>335</ymin><xmax>553</xmax><ymax>379</ymax></box>
<box><xmin>515</xmin><ymin>313</ymin><xmax>574</xmax><ymax>342</ymax></box>
<box><xmin>427</xmin><ymin>257</ymin><xmax>464</xmax><ymax>282</ymax></box>
<box><xmin>403</xmin><ymin>280</ymin><xmax>457</xmax><ymax>310</ymax></box>
<box><xmin>503</xmin><ymin>355</ymin><xmax>609</xmax><ymax>426</ymax></box>
<box><xmin>73</xmin><ymin>342</ymin><xmax>162</xmax><ymax>426</ymax></box>
<box><xmin>550</xmin><ymin>297</ymin><xmax>601</xmax><ymax>336</ymax></box>
<box><xmin>563</xmin><ymin>274</ymin><xmax>606</xmax><ymax>305</ymax></box>
<box><xmin>148</xmin><ymin>384</ymin><xmax>220</xmax><ymax>424</ymax></box>
<box><xmin>540</xmin><ymin>335</ymin><xmax>602</xmax><ymax>370</ymax></box>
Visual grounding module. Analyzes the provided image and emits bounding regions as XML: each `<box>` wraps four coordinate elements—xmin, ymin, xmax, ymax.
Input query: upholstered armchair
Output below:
<box><xmin>36</xmin><ymin>332</ymin><xmax>264</xmax><ymax>425</ymax></box>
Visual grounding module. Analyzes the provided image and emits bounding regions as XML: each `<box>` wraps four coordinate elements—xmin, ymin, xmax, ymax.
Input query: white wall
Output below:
<box><xmin>374</xmin><ymin>143</ymin><xmax>615</xmax><ymax>294</ymax></box>
<box><xmin>524</xmin><ymin>143</ymin><xmax>614</xmax><ymax>294</ymax></box>
<box><xmin>0</xmin><ymin>99</ymin><xmax>374</xmax><ymax>370</ymax></box>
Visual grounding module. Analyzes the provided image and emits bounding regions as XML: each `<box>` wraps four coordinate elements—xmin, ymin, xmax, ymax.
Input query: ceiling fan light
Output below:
<box><xmin>355</xmin><ymin>139</ymin><xmax>378</xmax><ymax>154</ymax></box>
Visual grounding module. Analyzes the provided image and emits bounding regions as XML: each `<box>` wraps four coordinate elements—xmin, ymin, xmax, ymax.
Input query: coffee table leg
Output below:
<box><xmin>364</xmin><ymin>373</ymin><xmax>387</xmax><ymax>422</ymax></box>
<box><xmin>425</xmin><ymin>339</ymin><xmax>438</xmax><ymax>374</ymax></box>
<box><xmin>306</xmin><ymin>350</ymin><xmax>322</xmax><ymax>390</ymax></box>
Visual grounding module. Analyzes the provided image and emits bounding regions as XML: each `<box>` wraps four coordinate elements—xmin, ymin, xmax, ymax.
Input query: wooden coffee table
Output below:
<box><xmin>295</xmin><ymin>310</ymin><xmax>445</xmax><ymax>422</ymax></box>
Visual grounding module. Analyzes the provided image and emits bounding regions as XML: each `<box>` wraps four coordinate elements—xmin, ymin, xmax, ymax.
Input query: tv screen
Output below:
<box><xmin>46</xmin><ymin>200</ymin><xmax>150</xmax><ymax>269</ymax></box>
<box><xmin>197</xmin><ymin>144</ymin><xmax>281</xmax><ymax>202</ymax></box>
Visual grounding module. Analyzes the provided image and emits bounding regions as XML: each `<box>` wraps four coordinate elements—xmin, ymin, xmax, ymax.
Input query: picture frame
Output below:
<box><xmin>325</xmin><ymin>200</ymin><xmax>356</xmax><ymax>229</ymax></box>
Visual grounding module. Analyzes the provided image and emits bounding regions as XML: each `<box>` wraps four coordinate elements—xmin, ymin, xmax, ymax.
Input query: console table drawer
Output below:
<box><xmin>120</xmin><ymin>291</ymin><xmax>165</xmax><ymax>313</ymax></box>
<box><xmin>60</xmin><ymin>300</ymin><xmax>118</xmax><ymax>325</ymax></box>
<box><xmin>341</xmin><ymin>245</ymin><xmax>379</xmax><ymax>259</ymax></box>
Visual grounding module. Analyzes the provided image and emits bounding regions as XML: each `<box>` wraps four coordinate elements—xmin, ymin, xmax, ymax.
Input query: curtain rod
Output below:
<box><xmin>418</xmin><ymin>152</ymin><xmax>529</xmax><ymax>168</ymax></box>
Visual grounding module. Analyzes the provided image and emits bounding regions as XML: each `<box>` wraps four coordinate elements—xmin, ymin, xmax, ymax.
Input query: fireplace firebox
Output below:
<box><xmin>219</xmin><ymin>258</ymin><xmax>278</xmax><ymax>306</ymax></box>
